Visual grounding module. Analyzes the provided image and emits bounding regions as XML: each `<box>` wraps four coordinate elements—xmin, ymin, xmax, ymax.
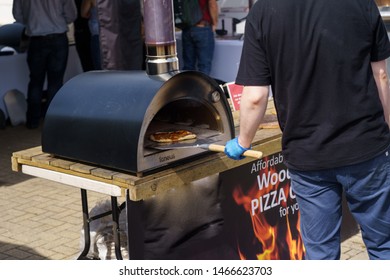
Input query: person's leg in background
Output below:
<box><xmin>26</xmin><ymin>37</ymin><xmax>48</xmax><ymax>128</ymax></box>
<box><xmin>193</xmin><ymin>26</ymin><xmax>214</xmax><ymax>75</ymax></box>
<box><xmin>90</xmin><ymin>34</ymin><xmax>101</xmax><ymax>70</ymax></box>
<box><xmin>46</xmin><ymin>34</ymin><xmax>69</xmax><ymax>107</ymax></box>
<box><xmin>182</xmin><ymin>28</ymin><xmax>196</xmax><ymax>71</ymax></box>
<box><xmin>74</xmin><ymin>27</ymin><xmax>94</xmax><ymax>72</ymax></box>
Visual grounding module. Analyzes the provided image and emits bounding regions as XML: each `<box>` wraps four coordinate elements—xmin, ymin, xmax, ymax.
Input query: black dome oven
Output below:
<box><xmin>42</xmin><ymin>70</ymin><xmax>234</xmax><ymax>175</ymax></box>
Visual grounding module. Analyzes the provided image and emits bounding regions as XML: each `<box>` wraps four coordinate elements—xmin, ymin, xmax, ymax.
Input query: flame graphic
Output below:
<box><xmin>232</xmin><ymin>159</ymin><xmax>305</xmax><ymax>260</ymax></box>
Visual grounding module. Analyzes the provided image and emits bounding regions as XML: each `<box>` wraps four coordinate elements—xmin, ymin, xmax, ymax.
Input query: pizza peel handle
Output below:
<box><xmin>149</xmin><ymin>139</ymin><xmax>263</xmax><ymax>159</ymax></box>
<box><xmin>207</xmin><ymin>144</ymin><xmax>263</xmax><ymax>159</ymax></box>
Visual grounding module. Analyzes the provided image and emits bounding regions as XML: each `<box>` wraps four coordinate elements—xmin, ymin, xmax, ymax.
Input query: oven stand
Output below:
<box><xmin>77</xmin><ymin>189</ymin><xmax>125</xmax><ymax>260</ymax></box>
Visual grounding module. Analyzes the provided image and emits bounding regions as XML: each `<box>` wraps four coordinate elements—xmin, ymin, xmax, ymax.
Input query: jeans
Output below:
<box><xmin>90</xmin><ymin>34</ymin><xmax>101</xmax><ymax>70</ymax></box>
<box><xmin>181</xmin><ymin>26</ymin><xmax>215</xmax><ymax>75</ymax></box>
<box><xmin>290</xmin><ymin>148</ymin><xmax>390</xmax><ymax>260</ymax></box>
<box><xmin>74</xmin><ymin>28</ymin><xmax>94</xmax><ymax>72</ymax></box>
<box><xmin>26</xmin><ymin>33</ymin><xmax>69</xmax><ymax>126</ymax></box>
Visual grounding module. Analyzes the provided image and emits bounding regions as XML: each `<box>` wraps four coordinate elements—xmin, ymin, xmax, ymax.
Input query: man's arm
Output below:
<box><xmin>224</xmin><ymin>85</ymin><xmax>269</xmax><ymax>160</ymax></box>
<box><xmin>237</xmin><ymin>85</ymin><xmax>270</xmax><ymax>148</ymax></box>
<box><xmin>12</xmin><ymin>0</ymin><xmax>24</xmax><ymax>24</ymax></box>
<box><xmin>208</xmin><ymin>0</ymin><xmax>218</xmax><ymax>32</ymax></box>
<box><xmin>372</xmin><ymin>60</ymin><xmax>390</xmax><ymax>126</ymax></box>
<box><xmin>80</xmin><ymin>0</ymin><xmax>92</xmax><ymax>18</ymax></box>
<box><xmin>63</xmin><ymin>0</ymin><xmax>78</xmax><ymax>23</ymax></box>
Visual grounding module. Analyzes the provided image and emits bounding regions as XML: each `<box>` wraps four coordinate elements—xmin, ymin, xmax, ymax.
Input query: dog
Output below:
<box><xmin>79</xmin><ymin>199</ymin><xmax>129</xmax><ymax>260</ymax></box>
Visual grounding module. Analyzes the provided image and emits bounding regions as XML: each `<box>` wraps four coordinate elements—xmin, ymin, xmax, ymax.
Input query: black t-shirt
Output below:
<box><xmin>236</xmin><ymin>0</ymin><xmax>390</xmax><ymax>170</ymax></box>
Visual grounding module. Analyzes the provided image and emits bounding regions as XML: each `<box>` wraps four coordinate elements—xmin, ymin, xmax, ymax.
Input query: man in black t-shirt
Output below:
<box><xmin>225</xmin><ymin>0</ymin><xmax>390</xmax><ymax>259</ymax></box>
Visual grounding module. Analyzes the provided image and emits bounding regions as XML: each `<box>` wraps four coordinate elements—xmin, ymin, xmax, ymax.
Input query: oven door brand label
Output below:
<box><xmin>159</xmin><ymin>153</ymin><xmax>176</xmax><ymax>163</ymax></box>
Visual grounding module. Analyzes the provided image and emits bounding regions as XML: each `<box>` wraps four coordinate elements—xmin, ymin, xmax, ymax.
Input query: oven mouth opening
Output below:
<box><xmin>143</xmin><ymin>98</ymin><xmax>224</xmax><ymax>156</ymax></box>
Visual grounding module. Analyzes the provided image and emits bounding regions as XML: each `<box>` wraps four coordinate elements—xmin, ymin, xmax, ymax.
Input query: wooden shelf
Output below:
<box><xmin>12</xmin><ymin>99</ymin><xmax>282</xmax><ymax>201</ymax></box>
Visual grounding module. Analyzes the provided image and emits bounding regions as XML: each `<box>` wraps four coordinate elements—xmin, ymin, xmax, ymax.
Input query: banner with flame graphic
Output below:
<box><xmin>220</xmin><ymin>152</ymin><xmax>306</xmax><ymax>260</ymax></box>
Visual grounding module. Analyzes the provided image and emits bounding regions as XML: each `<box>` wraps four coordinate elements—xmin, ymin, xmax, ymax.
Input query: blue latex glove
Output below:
<box><xmin>224</xmin><ymin>137</ymin><xmax>250</xmax><ymax>160</ymax></box>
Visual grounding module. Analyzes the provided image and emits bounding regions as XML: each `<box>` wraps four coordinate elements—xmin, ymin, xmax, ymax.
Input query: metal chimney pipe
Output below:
<box><xmin>143</xmin><ymin>0</ymin><xmax>179</xmax><ymax>76</ymax></box>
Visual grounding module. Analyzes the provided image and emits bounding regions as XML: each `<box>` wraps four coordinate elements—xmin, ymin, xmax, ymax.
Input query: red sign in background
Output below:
<box><xmin>225</xmin><ymin>82</ymin><xmax>244</xmax><ymax>111</ymax></box>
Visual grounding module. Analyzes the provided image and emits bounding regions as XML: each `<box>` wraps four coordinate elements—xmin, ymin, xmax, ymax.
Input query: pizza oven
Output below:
<box><xmin>42</xmin><ymin>70</ymin><xmax>234</xmax><ymax>175</ymax></box>
<box><xmin>41</xmin><ymin>0</ymin><xmax>234</xmax><ymax>175</ymax></box>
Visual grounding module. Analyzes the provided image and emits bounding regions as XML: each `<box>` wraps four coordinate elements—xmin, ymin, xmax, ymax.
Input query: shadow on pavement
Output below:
<box><xmin>0</xmin><ymin>123</ymin><xmax>42</xmax><ymax>187</ymax></box>
<box><xmin>0</xmin><ymin>241</ymin><xmax>49</xmax><ymax>260</ymax></box>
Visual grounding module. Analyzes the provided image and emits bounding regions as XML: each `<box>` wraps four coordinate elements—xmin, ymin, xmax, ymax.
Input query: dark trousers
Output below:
<box><xmin>26</xmin><ymin>33</ymin><xmax>69</xmax><ymax>126</ymax></box>
<box><xmin>90</xmin><ymin>34</ymin><xmax>101</xmax><ymax>70</ymax></box>
<box><xmin>182</xmin><ymin>26</ymin><xmax>215</xmax><ymax>75</ymax></box>
<box><xmin>74</xmin><ymin>28</ymin><xmax>94</xmax><ymax>72</ymax></box>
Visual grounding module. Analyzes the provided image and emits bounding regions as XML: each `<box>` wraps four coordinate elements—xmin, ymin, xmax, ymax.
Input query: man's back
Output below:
<box><xmin>12</xmin><ymin>0</ymin><xmax>77</xmax><ymax>36</ymax></box>
<box><xmin>228</xmin><ymin>0</ymin><xmax>390</xmax><ymax>260</ymax></box>
<box><xmin>237</xmin><ymin>0</ymin><xmax>390</xmax><ymax>170</ymax></box>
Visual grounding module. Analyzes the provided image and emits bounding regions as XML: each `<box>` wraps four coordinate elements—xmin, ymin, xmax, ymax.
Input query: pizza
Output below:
<box><xmin>149</xmin><ymin>129</ymin><xmax>197</xmax><ymax>143</ymax></box>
